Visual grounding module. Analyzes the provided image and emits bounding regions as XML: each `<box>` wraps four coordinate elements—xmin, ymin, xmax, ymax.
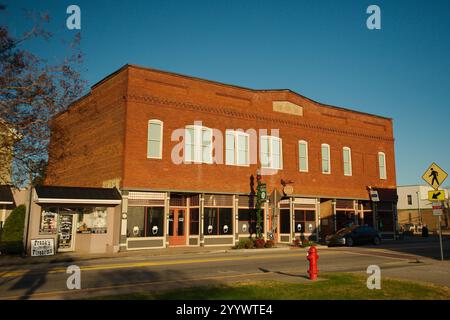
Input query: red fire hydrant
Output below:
<box><xmin>307</xmin><ymin>246</ymin><xmax>319</xmax><ymax>280</ymax></box>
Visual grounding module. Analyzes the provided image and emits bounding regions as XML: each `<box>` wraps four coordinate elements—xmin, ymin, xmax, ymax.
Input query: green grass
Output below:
<box><xmin>92</xmin><ymin>273</ymin><xmax>450</xmax><ymax>300</ymax></box>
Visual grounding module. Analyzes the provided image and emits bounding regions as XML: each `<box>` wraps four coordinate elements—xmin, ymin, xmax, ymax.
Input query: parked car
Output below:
<box><xmin>325</xmin><ymin>225</ymin><xmax>381</xmax><ymax>247</ymax></box>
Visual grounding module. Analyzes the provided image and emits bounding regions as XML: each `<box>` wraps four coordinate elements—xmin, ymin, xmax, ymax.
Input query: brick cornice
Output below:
<box><xmin>125</xmin><ymin>94</ymin><xmax>394</xmax><ymax>142</ymax></box>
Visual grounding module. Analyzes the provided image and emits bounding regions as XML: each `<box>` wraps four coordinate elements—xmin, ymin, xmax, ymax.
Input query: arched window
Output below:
<box><xmin>147</xmin><ymin>119</ymin><xmax>163</xmax><ymax>159</ymax></box>
<box><xmin>378</xmin><ymin>152</ymin><xmax>387</xmax><ymax>179</ymax></box>
<box><xmin>321</xmin><ymin>143</ymin><xmax>331</xmax><ymax>174</ymax></box>
<box><xmin>298</xmin><ymin>140</ymin><xmax>308</xmax><ymax>172</ymax></box>
<box><xmin>343</xmin><ymin>147</ymin><xmax>352</xmax><ymax>176</ymax></box>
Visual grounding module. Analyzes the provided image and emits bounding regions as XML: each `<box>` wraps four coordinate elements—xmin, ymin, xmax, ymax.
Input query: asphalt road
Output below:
<box><xmin>0</xmin><ymin>238</ymin><xmax>448</xmax><ymax>300</ymax></box>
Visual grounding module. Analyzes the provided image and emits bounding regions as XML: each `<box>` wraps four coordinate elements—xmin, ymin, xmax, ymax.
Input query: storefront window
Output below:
<box><xmin>146</xmin><ymin>207</ymin><xmax>164</xmax><ymax>237</ymax></box>
<box><xmin>126</xmin><ymin>207</ymin><xmax>164</xmax><ymax>237</ymax></box>
<box><xmin>238</xmin><ymin>208</ymin><xmax>264</xmax><ymax>234</ymax></box>
<box><xmin>40</xmin><ymin>208</ymin><xmax>58</xmax><ymax>234</ymax></box>
<box><xmin>127</xmin><ymin>207</ymin><xmax>145</xmax><ymax>237</ymax></box>
<box><xmin>204</xmin><ymin>208</ymin><xmax>233</xmax><ymax>236</ymax></box>
<box><xmin>190</xmin><ymin>208</ymin><xmax>199</xmax><ymax>235</ymax></box>
<box><xmin>294</xmin><ymin>210</ymin><xmax>316</xmax><ymax>233</ymax></box>
<box><xmin>77</xmin><ymin>208</ymin><xmax>107</xmax><ymax>234</ymax></box>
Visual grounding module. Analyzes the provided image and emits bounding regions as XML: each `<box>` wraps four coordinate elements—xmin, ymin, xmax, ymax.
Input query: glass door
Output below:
<box><xmin>168</xmin><ymin>209</ymin><xmax>186</xmax><ymax>246</ymax></box>
<box><xmin>57</xmin><ymin>213</ymin><xmax>76</xmax><ymax>252</ymax></box>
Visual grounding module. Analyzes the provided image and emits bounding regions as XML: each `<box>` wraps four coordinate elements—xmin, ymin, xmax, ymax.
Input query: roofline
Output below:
<box><xmin>68</xmin><ymin>63</ymin><xmax>394</xmax><ymax>121</ymax></box>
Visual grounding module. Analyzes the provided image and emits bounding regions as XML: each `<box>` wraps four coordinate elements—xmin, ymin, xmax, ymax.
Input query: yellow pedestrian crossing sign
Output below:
<box><xmin>422</xmin><ymin>162</ymin><xmax>448</xmax><ymax>190</ymax></box>
<box><xmin>428</xmin><ymin>190</ymin><xmax>446</xmax><ymax>201</ymax></box>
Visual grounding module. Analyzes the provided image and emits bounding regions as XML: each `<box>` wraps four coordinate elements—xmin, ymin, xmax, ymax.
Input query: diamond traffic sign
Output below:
<box><xmin>422</xmin><ymin>162</ymin><xmax>448</xmax><ymax>190</ymax></box>
<box><xmin>428</xmin><ymin>190</ymin><xmax>446</xmax><ymax>201</ymax></box>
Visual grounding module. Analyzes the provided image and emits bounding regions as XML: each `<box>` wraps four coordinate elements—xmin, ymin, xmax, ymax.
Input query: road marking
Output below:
<box><xmin>0</xmin><ymin>251</ymin><xmax>338</xmax><ymax>279</ymax></box>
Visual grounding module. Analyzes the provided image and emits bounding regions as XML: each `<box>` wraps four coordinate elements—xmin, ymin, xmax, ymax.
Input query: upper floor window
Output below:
<box><xmin>378</xmin><ymin>152</ymin><xmax>387</xmax><ymax>179</ymax></box>
<box><xmin>298</xmin><ymin>140</ymin><xmax>308</xmax><ymax>172</ymax></box>
<box><xmin>185</xmin><ymin>125</ymin><xmax>212</xmax><ymax>164</ymax></box>
<box><xmin>321</xmin><ymin>143</ymin><xmax>331</xmax><ymax>174</ymax></box>
<box><xmin>226</xmin><ymin>130</ymin><xmax>249</xmax><ymax>166</ymax></box>
<box><xmin>147</xmin><ymin>119</ymin><xmax>163</xmax><ymax>159</ymax></box>
<box><xmin>261</xmin><ymin>136</ymin><xmax>282</xmax><ymax>170</ymax></box>
<box><xmin>343</xmin><ymin>147</ymin><xmax>352</xmax><ymax>176</ymax></box>
<box><xmin>407</xmin><ymin>194</ymin><xmax>412</xmax><ymax>205</ymax></box>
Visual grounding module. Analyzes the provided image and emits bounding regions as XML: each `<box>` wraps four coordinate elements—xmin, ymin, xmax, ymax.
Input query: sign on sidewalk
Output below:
<box><xmin>31</xmin><ymin>239</ymin><xmax>55</xmax><ymax>257</ymax></box>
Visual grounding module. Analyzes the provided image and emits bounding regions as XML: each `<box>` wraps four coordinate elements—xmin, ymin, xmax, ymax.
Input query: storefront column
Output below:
<box><xmin>264</xmin><ymin>201</ymin><xmax>269</xmax><ymax>240</ymax></box>
<box><xmin>233</xmin><ymin>195</ymin><xmax>238</xmax><ymax>245</ymax></box>
<box><xmin>200</xmin><ymin>194</ymin><xmax>205</xmax><ymax>247</ymax></box>
<box><xmin>290</xmin><ymin>197</ymin><xmax>294</xmax><ymax>242</ymax></box>
<box><xmin>353</xmin><ymin>200</ymin><xmax>358</xmax><ymax>224</ymax></box>
<box><xmin>315</xmin><ymin>198</ymin><xmax>320</xmax><ymax>241</ymax></box>
<box><xmin>360</xmin><ymin>202</ymin><xmax>364</xmax><ymax>224</ymax></box>
<box><xmin>332</xmin><ymin>199</ymin><xmax>337</xmax><ymax>232</ymax></box>
<box><xmin>164</xmin><ymin>192</ymin><xmax>170</xmax><ymax>248</ymax></box>
<box><xmin>119</xmin><ymin>193</ymin><xmax>128</xmax><ymax>252</ymax></box>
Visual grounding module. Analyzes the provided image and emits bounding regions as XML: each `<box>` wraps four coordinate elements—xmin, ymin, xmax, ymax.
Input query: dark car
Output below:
<box><xmin>325</xmin><ymin>225</ymin><xmax>381</xmax><ymax>247</ymax></box>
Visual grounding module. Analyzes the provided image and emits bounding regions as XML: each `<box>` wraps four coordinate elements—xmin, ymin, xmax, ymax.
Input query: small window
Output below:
<box><xmin>260</xmin><ymin>136</ymin><xmax>282</xmax><ymax>170</ymax></box>
<box><xmin>343</xmin><ymin>147</ymin><xmax>352</xmax><ymax>176</ymax></box>
<box><xmin>147</xmin><ymin>120</ymin><xmax>163</xmax><ymax>159</ymax></box>
<box><xmin>378</xmin><ymin>152</ymin><xmax>387</xmax><ymax>179</ymax></box>
<box><xmin>299</xmin><ymin>140</ymin><xmax>308</xmax><ymax>172</ymax></box>
<box><xmin>321</xmin><ymin>144</ymin><xmax>331</xmax><ymax>174</ymax></box>
<box><xmin>407</xmin><ymin>195</ymin><xmax>412</xmax><ymax>205</ymax></box>
<box><xmin>226</xmin><ymin>131</ymin><xmax>249</xmax><ymax>166</ymax></box>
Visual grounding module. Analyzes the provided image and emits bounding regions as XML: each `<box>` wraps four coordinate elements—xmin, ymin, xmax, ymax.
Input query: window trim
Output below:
<box><xmin>343</xmin><ymin>146</ymin><xmax>352</xmax><ymax>176</ymax></box>
<box><xmin>321</xmin><ymin>143</ymin><xmax>331</xmax><ymax>174</ymax></box>
<box><xmin>225</xmin><ymin>130</ymin><xmax>250</xmax><ymax>167</ymax></box>
<box><xmin>378</xmin><ymin>151</ymin><xmax>387</xmax><ymax>180</ymax></box>
<box><xmin>298</xmin><ymin>140</ymin><xmax>309</xmax><ymax>172</ymax></box>
<box><xmin>147</xmin><ymin>119</ymin><xmax>163</xmax><ymax>159</ymax></box>
<box><xmin>260</xmin><ymin>135</ymin><xmax>283</xmax><ymax>170</ymax></box>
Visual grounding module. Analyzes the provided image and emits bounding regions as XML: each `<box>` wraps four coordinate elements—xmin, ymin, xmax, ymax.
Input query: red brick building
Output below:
<box><xmin>44</xmin><ymin>64</ymin><xmax>397</xmax><ymax>251</ymax></box>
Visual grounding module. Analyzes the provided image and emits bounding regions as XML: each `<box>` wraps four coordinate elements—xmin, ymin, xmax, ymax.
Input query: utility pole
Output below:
<box><xmin>416</xmin><ymin>191</ymin><xmax>422</xmax><ymax>225</ymax></box>
<box><xmin>22</xmin><ymin>161</ymin><xmax>34</xmax><ymax>256</ymax></box>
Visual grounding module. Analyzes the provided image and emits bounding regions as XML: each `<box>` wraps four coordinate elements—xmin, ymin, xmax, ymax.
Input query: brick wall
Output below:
<box><xmin>46</xmin><ymin>65</ymin><xmax>397</xmax><ymax>199</ymax></box>
<box><xmin>45</xmin><ymin>68</ymin><xmax>128</xmax><ymax>187</ymax></box>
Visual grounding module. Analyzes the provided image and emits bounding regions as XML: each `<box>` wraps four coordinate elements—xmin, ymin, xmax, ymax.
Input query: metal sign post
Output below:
<box><xmin>438</xmin><ymin>215</ymin><xmax>444</xmax><ymax>261</ymax></box>
<box><xmin>423</xmin><ymin>162</ymin><xmax>447</xmax><ymax>262</ymax></box>
<box><xmin>432</xmin><ymin>201</ymin><xmax>445</xmax><ymax>261</ymax></box>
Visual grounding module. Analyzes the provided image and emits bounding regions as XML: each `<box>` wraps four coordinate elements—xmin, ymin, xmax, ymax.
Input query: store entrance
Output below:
<box><xmin>57</xmin><ymin>212</ymin><xmax>75</xmax><ymax>252</ymax></box>
<box><xmin>168</xmin><ymin>209</ymin><xmax>186</xmax><ymax>246</ymax></box>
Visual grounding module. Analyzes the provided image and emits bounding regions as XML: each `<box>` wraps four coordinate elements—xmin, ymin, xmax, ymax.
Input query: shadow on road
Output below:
<box><xmin>377</xmin><ymin>235</ymin><xmax>450</xmax><ymax>261</ymax></box>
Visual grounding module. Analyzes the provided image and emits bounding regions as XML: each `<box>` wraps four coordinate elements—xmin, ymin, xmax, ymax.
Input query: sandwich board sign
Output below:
<box><xmin>422</xmin><ymin>162</ymin><xmax>448</xmax><ymax>190</ymax></box>
<box><xmin>31</xmin><ymin>239</ymin><xmax>55</xmax><ymax>257</ymax></box>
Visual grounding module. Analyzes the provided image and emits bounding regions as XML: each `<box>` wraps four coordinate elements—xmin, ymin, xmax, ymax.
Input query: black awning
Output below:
<box><xmin>34</xmin><ymin>185</ymin><xmax>122</xmax><ymax>205</ymax></box>
<box><xmin>0</xmin><ymin>185</ymin><xmax>15</xmax><ymax>205</ymax></box>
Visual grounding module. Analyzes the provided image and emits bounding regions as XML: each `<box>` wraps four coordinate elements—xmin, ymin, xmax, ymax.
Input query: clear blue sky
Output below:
<box><xmin>3</xmin><ymin>0</ymin><xmax>450</xmax><ymax>186</ymax></box>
